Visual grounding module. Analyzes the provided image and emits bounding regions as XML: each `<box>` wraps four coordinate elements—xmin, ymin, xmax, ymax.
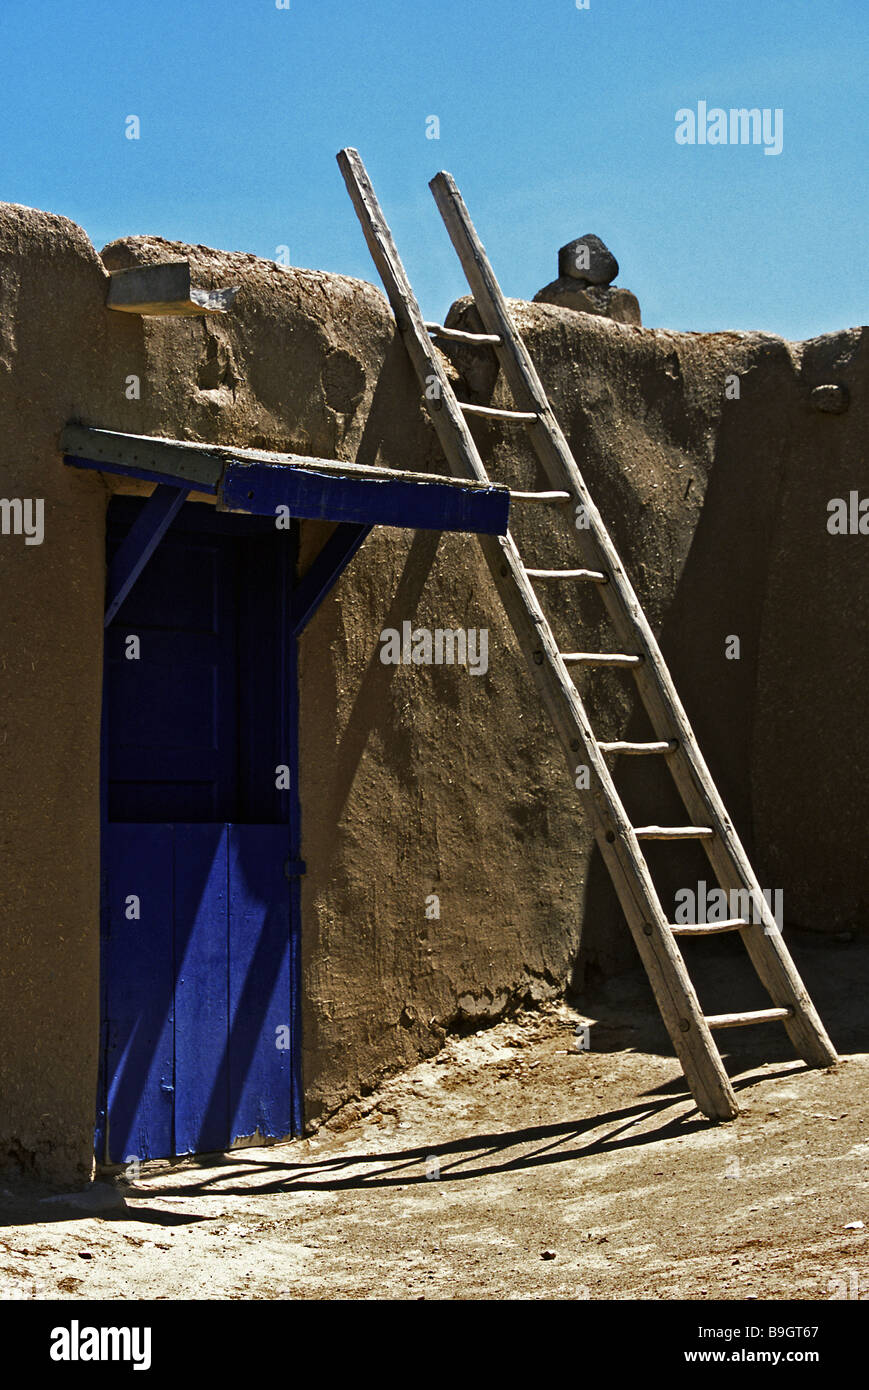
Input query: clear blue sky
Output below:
<box><xmin>0</xmin><ymin>0</ymin><xmax>865</xmax><ymax>339</ymax></box>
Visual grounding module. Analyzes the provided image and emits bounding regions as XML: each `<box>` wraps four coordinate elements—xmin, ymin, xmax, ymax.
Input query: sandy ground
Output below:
<box><xmin>1</xmin><ymin>931</ymin><xmax>867</xmax><ymax>1302</ymax></box>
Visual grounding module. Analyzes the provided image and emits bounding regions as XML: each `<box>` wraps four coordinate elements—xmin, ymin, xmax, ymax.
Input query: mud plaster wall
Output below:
<box><xmin>0</xmin><ymin>203</ymin><xmax>864</xmax><ymax>1181</ymax></box>
<box><xmin>445</xmin><ymin>296</ymin><xmax>869</xmax><ymax>963</ymax></box>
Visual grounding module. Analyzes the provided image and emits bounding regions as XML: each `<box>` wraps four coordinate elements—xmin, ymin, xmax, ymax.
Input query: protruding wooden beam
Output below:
<box><xmin>62</xmin><ymin>426</ymin><xmax>510</xmax><ymax>534</ymax></box>
<box><xmin>62</xmin><ymin>426</ymin><xmax>223</xmax><ymax>492</ymax></box>
<box><xmin>219</xmin><ymin>456</ymin><xmax>510</xmax><ymax>533</ymax></box>
<box><xmin>106</xmin><ymin>261</ymin><xmax>239</xmax><ymax>316</ymax></box>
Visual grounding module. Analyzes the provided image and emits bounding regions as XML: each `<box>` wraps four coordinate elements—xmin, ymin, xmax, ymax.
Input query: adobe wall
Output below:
<box><xmin>0</xmin><ymin>202</ymin><xmax>864</xmax><ymax>1179</ymax></box>
<box><xmin>444</xmin><ymin>296</ymin><xmax>868</xmax><ymax>964</ymax></box>
<box><xmin>0</xmin><ymin>209</ymin><xmax>579</xmax><ymax>1180</ymax></box>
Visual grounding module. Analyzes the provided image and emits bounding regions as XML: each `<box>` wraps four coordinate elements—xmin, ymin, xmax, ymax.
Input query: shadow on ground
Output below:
<box><xmin>0</xmin><ymin>1057</ymin><xmax>810</xmax><ymax>1226</ymax></box>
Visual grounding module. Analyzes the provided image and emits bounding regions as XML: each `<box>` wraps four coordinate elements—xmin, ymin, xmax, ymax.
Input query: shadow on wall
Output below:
<box><xmin>572</xmin><ymin>340</ymin><xmax>800</xmax><ymax>986</ymax></box>
<box><xmin>317</xmin><ymin>528</ymin><xmax>442</xmax><ymax>841</ymax></box>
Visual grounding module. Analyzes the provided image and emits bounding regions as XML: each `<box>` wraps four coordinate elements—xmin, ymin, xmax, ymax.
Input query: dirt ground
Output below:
<box><xmin>1</xmin><ymin>931</ymin><xmax>866</xmax><ymax>1302</ymax></box>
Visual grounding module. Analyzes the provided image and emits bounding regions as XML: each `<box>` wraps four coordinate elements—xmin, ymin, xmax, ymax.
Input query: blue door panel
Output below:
<box><xmin>105</xmin><ymin>533</ymin><xmax>239</xmax><ymax>824</ymax></box>
<box><xmin>228</xmin><ymin>825</ymin><xmax>292</xmax><ymax>1142</ymax></box>
<box><xmin>102</xmin><ymin>824</ymin><xmax>174</xmax><ymax>1163</ymax></box>
<box><xmin>113</xmin><ymin>534</ymin><xmax>225</xmax><ymax>632</ymax></box>
<box><xmin>99</xmin><ymin>500</ymin><xmax>301</xmax><ymax>1162</ymax></box>
<box><xmin>174</xmin><ymin>824</ymin><xmax>230</xmax><ymax>1156</ymax></box>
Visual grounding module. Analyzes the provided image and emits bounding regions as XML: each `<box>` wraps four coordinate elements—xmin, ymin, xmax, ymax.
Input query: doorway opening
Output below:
<box><xmin>96</xmin><ymin>497</ymin><xmax>303</xmax><ymax>1164</ymax></box>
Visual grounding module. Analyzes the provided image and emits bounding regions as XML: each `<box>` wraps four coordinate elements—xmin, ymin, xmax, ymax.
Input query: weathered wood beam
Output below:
<box><xmin>63</xmin><ymin>427</ymin><xmax>510</xmax><ymax>535</ymax></box>
<box><xmin>62</xmin><ymin>426</ymin><xmax>223</xmax><ymax>492</ymax></box>
<box><xmin>106</xmin><ymin>261</ymin><xmax>239</xmax><ymax>316</ymax></box>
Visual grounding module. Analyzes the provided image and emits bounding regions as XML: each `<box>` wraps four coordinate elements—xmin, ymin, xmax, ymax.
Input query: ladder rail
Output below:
<box><xmin>337</xmin><ymin>146</ymin><xmax>739</xmax><ymax>1120</ymax></box>
<box><xmin>338</xmin><ymin>146</ymin><xmax>838</xmax><ymax>1116</ymax></box>
<box><xmin>428</xmin><ymin>169</ymin><xmax>837</xmax><ymax>1071</ymax></box>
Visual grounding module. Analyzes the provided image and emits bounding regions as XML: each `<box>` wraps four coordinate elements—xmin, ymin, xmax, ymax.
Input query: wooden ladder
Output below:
<box><xmin>337</xmin><ymin>147</ymin><xmax>837</xmax><ymax>1120</ymax></box>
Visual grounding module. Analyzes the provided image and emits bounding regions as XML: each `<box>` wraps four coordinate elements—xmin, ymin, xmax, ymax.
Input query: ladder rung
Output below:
<box><xmin>526</xmin><ymin>567</ymin><xmax>608</xmax><ymax>583</ymax></box>
<box><xmin>459</xmin><ymin>402</ymin><xmax>539</xmax><ymax>422</ymax></box>
<box><xmin>598</xmin><ymin>740</ymin><xmax>675</xmax><ymax>755</ymax></box>
<box><xmin>633</xmin><ymin>825</ymin><xmax>714</xmax><ymax>840</ymax></box>
<box><xmin>705</xmin><ymin>1008</ymin><xmax>794</xmax><ymax>1030</ymax></box>
<box><xmin>509</xmin><ymin>490</ymin><xmax>571</xmax><ymax>503</ymax></box>
<box><xmin>424</xmin><ymin>321</ymin><xmax>501</xmax><ymax>344</ymax></box>
<box><xmin>561</xmin><ymin>652</ymin><xmax>643</xmax><ymax>667</ymax></box>
<box><xmin>670</xmin><ymin>919</ymin><xmax>750</xmax><ymax>937</ymax></box>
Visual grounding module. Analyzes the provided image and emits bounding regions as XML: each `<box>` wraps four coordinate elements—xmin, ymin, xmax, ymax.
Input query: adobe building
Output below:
<box><xmin>0</xmin><ymin>196</ymin><xmax>866</xmax><ymax>1184</ymax></box>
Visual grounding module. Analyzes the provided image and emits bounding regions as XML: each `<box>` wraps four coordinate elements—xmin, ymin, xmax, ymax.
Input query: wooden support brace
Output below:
<box><xmin>105</xmin><ymin>483</ymin><xmax>190</xmax><ymax>626</ymax></box>
<box><xmin>290</xmin><ymin>523</ymin><xmax>372</xmax><ymax>636</ymax></box>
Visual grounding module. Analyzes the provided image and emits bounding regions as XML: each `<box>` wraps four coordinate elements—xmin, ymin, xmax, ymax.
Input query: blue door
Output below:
<box><xmin>96</xmin><ymin>498</ymin><xmax>302</xmax><ymax>1163</ymax></box>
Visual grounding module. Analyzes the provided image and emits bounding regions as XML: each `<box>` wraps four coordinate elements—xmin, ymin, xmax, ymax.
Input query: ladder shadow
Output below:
<box><xmin>2</xmin><ymin>1062</ymin><xmax>817</xmax><ymax>1230</ymax></box>
<box><xmin>102</xmin><ymin>1077</ymin><xmax>781</xmax><ymax>1202</ymax></box>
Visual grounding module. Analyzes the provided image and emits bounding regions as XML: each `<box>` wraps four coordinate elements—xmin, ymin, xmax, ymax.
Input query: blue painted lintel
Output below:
<box><xmin>63</xmin><ymin>427</ymin><xmax>509</xmax><ymax>533</ymax></box>
<box><xmin>221</xmin><ymin>459</ymin><xmax>510</xmax><ymax>535</ymax></box>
